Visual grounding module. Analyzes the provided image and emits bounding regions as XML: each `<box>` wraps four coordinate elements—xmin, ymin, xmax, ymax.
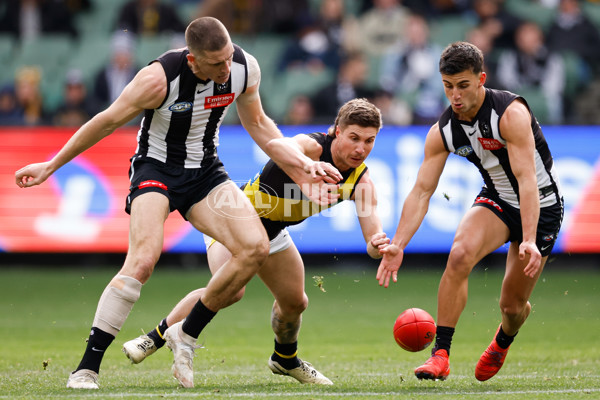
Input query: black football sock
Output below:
<box><xmin>147</xmin><ymin>318</ymin><xmax>168</xmax><ymax>348</ymax></box>
<box><xmin>432</xmin><ymin>326</ymin><xmax>455</xmax><ymax>356</ymax></box>
<box><xmin>495</xmin><ymin>325</ymin><xmax>517</xmax><ymax>349</ymax></box>
<box><xmin>75</xmin><ymin>327</ymin><xmax>115</xmax><ymax>373</ymax></box>
<box><xmin>272</xmin><ymin>340</ymin><xmax>300</xmax><ymax>369</ymax></box>
<box><xmin>182</xmin><ymin>299</ymin><xmax>216</xmax><ymax>339</ymax></box>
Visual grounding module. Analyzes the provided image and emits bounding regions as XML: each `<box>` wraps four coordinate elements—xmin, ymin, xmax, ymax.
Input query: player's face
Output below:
<box><xmin>441</xmin><ymin>70</ymin><xmax>486</xmax><ymax>121</ymax></box>
<box><xmin>187</xmin><ymin>42</ymin><xmax>235</xmax><ymax>84</ymax></box>
<box><xmin>332</xmin><ymin>124</ymin><xmax>378</xmax><ymax>171</ymax></box>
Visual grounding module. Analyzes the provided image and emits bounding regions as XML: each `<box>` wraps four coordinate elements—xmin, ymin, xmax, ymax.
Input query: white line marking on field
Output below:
<box><xmin>2</xmin><ymin>388</ymin><xmax>598</xmax><ymax>398</ymax></box>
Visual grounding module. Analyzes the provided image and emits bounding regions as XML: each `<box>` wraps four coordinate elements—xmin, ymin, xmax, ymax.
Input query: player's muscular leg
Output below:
<box><xmin>120</xmin><ymin>192</ymin><xmax>170</xmax><ymax>283</ymax></box>
<box><xmin>437</xmin><ymin>207</ymin><xmax>509</xmax><ymax>327</ymax></box>
<box><xmin>92</xmin><ymin>193</ymin><xmax>170</xmax><ymax>335</ymax></box>
<box><xmin>258</xmin><ymin>245</ymin><xmax>307</xmax><ymax>343</ymax></box>
<box><xmin>165</xmin><ymin>242</ymin><xmax>245</xmax><ymax>326</ymax></box>
<box><xmin>187</xmin><ymin>182</ymin><xmax>268</xmax><ymax>312</ymax></box>
<box><xmin>499</xmin><ymin>243</ymin><xmax>546</xmax><ymax>335</ymax></box>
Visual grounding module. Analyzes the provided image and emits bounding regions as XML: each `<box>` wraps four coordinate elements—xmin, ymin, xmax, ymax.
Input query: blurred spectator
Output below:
<box><xmin>371</xmin><ymin>89</ymin><xmax>413</xmax><ymax>125</ymax></box>
<box><xmin>0</xmin><ymin>0</ymin><xmax>79</xmax><ymax>39</ymax></box>
<box><xmin>380</xmin><ymin>14</ymin><xmax>446</xmax><ymax>124</ymax></box>
<box><xmin>0</xmin><ymin>85</ymin><xmax>24</xmax><ymax>126</ymax></box>
<box><xmin>496</xmin><ymin>21</ymin><xmax>565</xmax><ymax>123</ymax></box>
<box><xmin>360</xmin><ymin>0</ymin><xmax>471</xmax><ymax>18</ymax></box>
<box><xmin>64</xmin><ymin>0</ymin><xmax>92</xmax><ymax>14</ymax></box>
<box><xmin>344</xmin><ymin>0</ymin><xmax>411</xmax><ymax>56</ymax></box>
<box><xmin>575</xmin><ymin>77</ymin><xmax>600</xmax><ymax>124</ymax></box>
<box><xmin>14</xmin><ymin>66</ymin><xmax>47</xmax><ymax>125</ymax></box>
<box><xmin>195</xmin><ymin>0</ymin><xmax>262</xmax><ymax>34</ymax></box>
<box><xmin>546</xmin><ymin>0</ymin><xmax>600</xmax><ymax>76</ymax></box>
<box><xmin>258</xmin><ymin>0</ymin><xmax>313</xmax><ymax>34</ymax></box>
<box><xmin>311</xmin><ymin>52</ymin><xmax>375</xmax><ymax>123</ymax></box>
<box><xmin>53</xmin><ymin>69</ymin><xmax>99</xmax><ymax>127</ymax></box>
<box><xmin>116</xmin><ymin>0</ymin><xmax>186</xmax><ymax>35</ymax></box>
<box><xmin>465</xmin><ymin>26</ymin><xmax>501</xmax><ymax>88</ymax></box>
<box><xmin>198</xmin><ymin>0</ymin><xmax>313</xmax><ymax>35</ymax></box>
<box><xmin>468</xmin><ymin>0</ymin><xmax>522</xmax><ymax>49</ymax></box>
<box><xmin>277</xmin><ymin>0</ymin><xmax>346</xmax><ymax>72</ymax></box>
<box><xmin>284</xmin><ymin>95</ymin><xmax>315</xmax><ymax>125</ymax></box>
<box><xmin>93</xmin><ymin>31</ymin><xmax>138</xmax><ymax>110</ymax></box>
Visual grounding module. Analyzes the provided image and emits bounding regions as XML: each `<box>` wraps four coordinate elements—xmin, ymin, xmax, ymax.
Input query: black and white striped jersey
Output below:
<box><xmin>438</xmin><ymin>87</ymin><xmax>561</xmax><ymax>208</ymax></box>
<box><xmin>134</xmin><ymin>44</ymin><xmax>250</xmax><ymax>169</ymax></box>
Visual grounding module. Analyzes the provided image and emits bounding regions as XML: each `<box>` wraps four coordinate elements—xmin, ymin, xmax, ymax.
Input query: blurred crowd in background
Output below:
<box><xmin>1</xmin><ymin>0</ymin><xmax>600</xmax><ymax>128</ymax></box>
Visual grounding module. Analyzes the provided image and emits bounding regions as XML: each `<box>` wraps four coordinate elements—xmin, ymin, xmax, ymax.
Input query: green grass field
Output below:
<box><xmin>0</xmin><ymin>260</ymin><xmax>599</xmax><ymax>399</ymax></box>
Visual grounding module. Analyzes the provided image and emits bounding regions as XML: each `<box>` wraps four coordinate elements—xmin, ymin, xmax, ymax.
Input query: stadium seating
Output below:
<box><xmin>2</xmin><ymin>0</ymin><xmax>599</xmax><ymax>124</ymax></box>
<box><xmin>430</xmin><ymin>16</ymin><xmax>475</xmax><ymax>47</ymax></box>
<box><xmin>504</xmin><ymin>0</ymin><xmax>556</xmax><ymax>31</ymax></box>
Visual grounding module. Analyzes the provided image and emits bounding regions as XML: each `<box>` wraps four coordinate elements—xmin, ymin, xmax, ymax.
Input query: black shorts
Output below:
<box><xmin>472</xmin><ymin>188</ymin><xmax>564</xmax><ymax>256</ymax></box>
<box><xmin>125</xmin><ymin>156</ymin><xmax>231</xmax><ymax>220</ymax></box>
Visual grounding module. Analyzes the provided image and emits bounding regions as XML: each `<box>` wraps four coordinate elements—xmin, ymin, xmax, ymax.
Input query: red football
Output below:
<box><xmin>393</xmin><ymin>308</ymin><xmax>436</xmax><ymax>352</ymax></box>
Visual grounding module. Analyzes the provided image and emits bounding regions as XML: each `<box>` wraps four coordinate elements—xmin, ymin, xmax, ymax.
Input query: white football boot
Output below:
<box><xmin>164</xmin><ymin>321</ymin><xmax>200</xmax><ymax>388</ymax></box>
<box><xmin>123</xmin><ymin>334</ymin><xmax>158</xmax><ymax>364</ymax></box>
<box><xmin>66</xmin><ymin>369</ymin><xmax>99</xmax><ymax>389</ymax></box>
<box><xmin>268</xmin><ymin>358</ymin><xmax>333</xmax><ymax>385</ymax></box>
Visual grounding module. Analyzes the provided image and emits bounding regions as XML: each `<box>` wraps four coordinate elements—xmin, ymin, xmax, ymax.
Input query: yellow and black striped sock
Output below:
<box><xmin>272</xmin><ymin>340</ymin><xmax>300</xmax><ymax>369</ymax></box>
<box><xmin>147</xmin><ymin>318</ymin><xmax>168</xmax><ymax>348</ymax></box>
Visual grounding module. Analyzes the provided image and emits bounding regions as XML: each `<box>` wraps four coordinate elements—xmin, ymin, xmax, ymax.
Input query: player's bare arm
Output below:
<box><xmin>501</xmin><ymin>100</ymin><xmax>542</xmax><ymax>278</ymax></box>
<box><xmin>377</xmin><ymin>124</ymin><xmax>449</xmax><ymax>287</ymax></box>
<box><xmin>267</xmin><ymin>134</ymin><xmax>342</xmax><ymax>184</ymax></box>
<box><xmin>237</xmin><ymin>79</ymin><xmax>341</xmax><ymax>182</ymax></box>
<box><xmin>237</xmin><ymin>88</ymin><xmax>341</xmax><ymax>205</ymax></box>
<box><xmin>352</xmin><ymin>170</ymin><xmax>389</xmax><ymax>259</ymax></box>
<box><xmin>15</xmin><ymin>63</ymin><xmax>167</xmax><ymax>189</ymax></box>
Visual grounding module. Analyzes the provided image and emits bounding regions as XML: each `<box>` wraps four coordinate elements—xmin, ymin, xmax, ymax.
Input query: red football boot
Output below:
<box><xmin>414</xmin><ymin>349</ymin><xmax>450</xmax><ymax>381</ymax></box>
<box><xmin>475</xmin><ymin>326</ymin><xmax>510</xmax><ymax>381</ymax></box>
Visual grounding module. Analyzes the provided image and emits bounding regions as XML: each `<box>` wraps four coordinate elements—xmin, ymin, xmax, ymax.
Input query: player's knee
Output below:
<box><xmin>446</xmin><ymin>246</ymin><xmax>476</xmax><ymax>276</ymax></box>
<box><xmin>499</xmin><ymin>298</ymin><xmax>527</xmax><ymax>319</ymax></box>
<box><xmin>123</xmin><ymin>252</ymin><xmax>160</xmax><ymax>282</ymax></box>
<box><xmin>237</xmin><ymin>236</ymin><xmax>269</xmax><ymax>266</ymax></box>
<box><xmin>279</xmin><ymin>293</ymin><xmax>308</xmax><ymax>316</ymax></box>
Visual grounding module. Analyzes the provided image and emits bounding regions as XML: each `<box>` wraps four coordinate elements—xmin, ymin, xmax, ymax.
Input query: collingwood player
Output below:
<box><xmin>376</xmin><ymin>42</ymin><xmax>563</xmax><ymax>382</ymax></box>
<box><xmin>15</xmin><ymin>17</ymin><xmax>341</xmax><ymax>389</ymax></box>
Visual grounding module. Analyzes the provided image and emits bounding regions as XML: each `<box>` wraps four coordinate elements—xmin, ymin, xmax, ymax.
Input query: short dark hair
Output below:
<box><xmin>327</xmin><ymin>98</ymin><xmax>382</xmax><ymax>137</ymax></box>
<box><xmin>439</xmin><ymin>41</ymin><xmax>484</xmax><ymax>75</ymax></box>
<box><xmin>185</xmin><ymin>17</ymin><xmax>230</xmax><ymax>56</ymax></box>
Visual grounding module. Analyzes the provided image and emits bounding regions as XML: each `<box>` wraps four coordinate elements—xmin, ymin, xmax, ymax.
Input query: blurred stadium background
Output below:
<box><xmin>0</xmin><ymin>0</ymin><xmax>599</xmax><ymax>269</ymax></box>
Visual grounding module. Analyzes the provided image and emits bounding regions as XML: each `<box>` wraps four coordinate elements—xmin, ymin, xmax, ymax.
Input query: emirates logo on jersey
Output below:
<box><xmin>205</xmin><ymin>93</ymin><xmax>235</xmax><ymax>109</ymax></box>
<box><xmin>478</xmin><ymin>137</ymin><xmax>504</xmax><ymax>151</ymax></box>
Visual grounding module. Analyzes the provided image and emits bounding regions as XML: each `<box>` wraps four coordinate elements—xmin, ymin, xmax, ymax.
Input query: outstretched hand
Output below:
<box><xmin>298</xmin><ymin>181</ymin><xmax>340</xmax><ymax>206</ymax></box>
<box><xmin>15</xmin><ymin>162</ymin><xmax>52</xmax><ymax>188</ymax></box>
<box><xmin>369</xmin><ymin>232</ymin><xmax>390</xmax><ymax>257</ymax></box>
<box><xmin>376</xmin><ymin>243</ymin><xmax>404</xmax><ymax>288</ymax></box>
<box><xmin>520</xmin><ymin>240</ymin><xmax>542</xmax><ymax>278</ymax></box>
<box><xmin>290</xmin><ymin>160</ymin><xmax>341</xmax><ymax>206</ymax></box>
<box><xmin>304</xmin><ymin>160</ymin><xmax>342</xmax><ymax>184</ymax></box>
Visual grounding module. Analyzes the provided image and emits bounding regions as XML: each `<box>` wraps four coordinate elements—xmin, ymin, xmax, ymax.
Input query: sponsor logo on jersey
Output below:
<box><xmin>475</xmin><ymin>196</ymin><xmax>503</xmax><ymax>212</ymax></box>
<box><xmin>168</xmin><ymin>101</ymin><xmax>193</xmax><ymax>112</ymax></box>
<box><xmin>205</xmin><ymin>93</ymin><xmax>235</xmax><ymax>109</ymax></box>
<box><xmin>455</xmin><ymin>145</ymin><xmax>474</xmax><ymax>157</ymax></box>
<box><xmin>139</xmin><ymin>180</ymin><xmax>168</xmax><ymax>190</ymax></box>
<box><xmin>478</xmin><ymin>137</ymin><xmax>504</xmax><ymax>150</ymax></box>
